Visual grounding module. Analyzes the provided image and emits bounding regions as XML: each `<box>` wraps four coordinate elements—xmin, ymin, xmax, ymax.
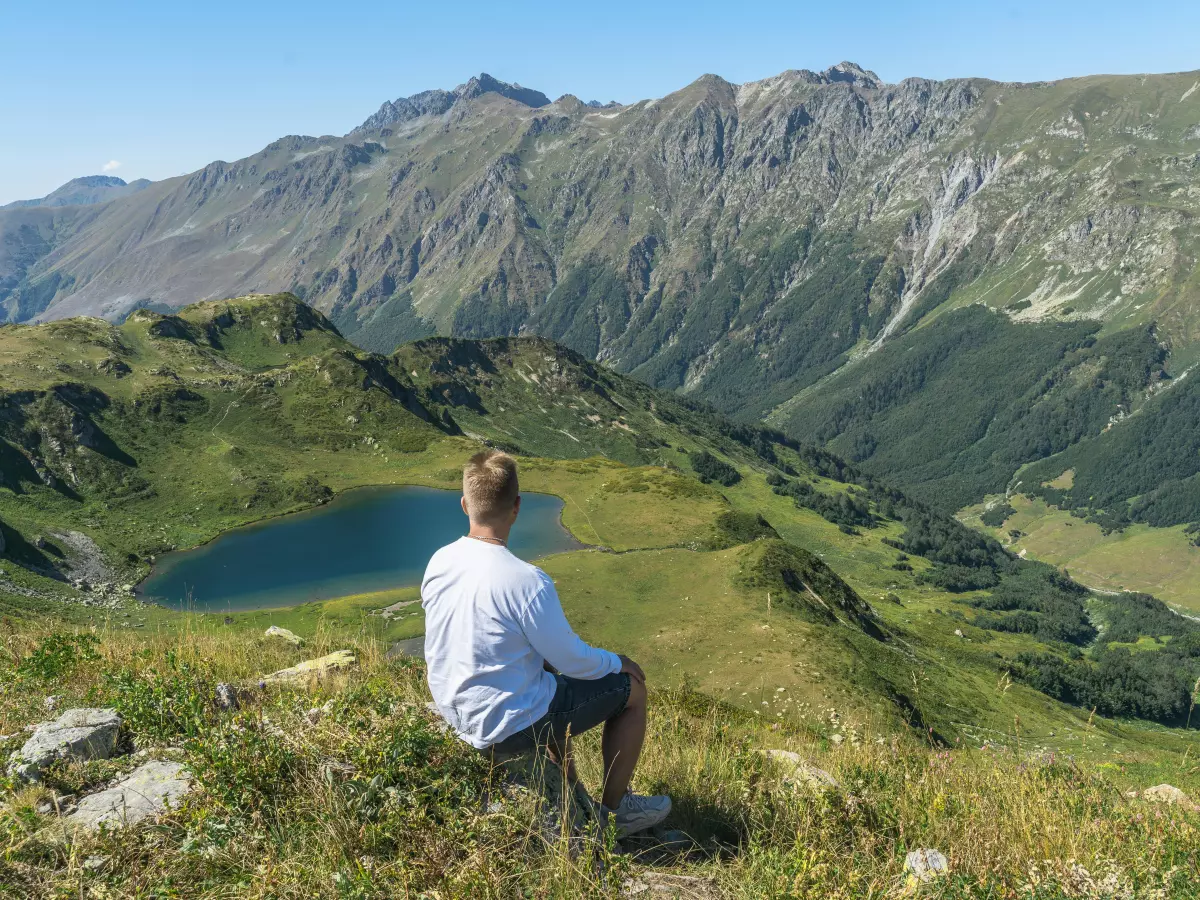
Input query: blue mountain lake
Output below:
<box><xmin>140</xmin><ymin>485</ymin><xmax>581</xmax><ymax>612</ymax></box>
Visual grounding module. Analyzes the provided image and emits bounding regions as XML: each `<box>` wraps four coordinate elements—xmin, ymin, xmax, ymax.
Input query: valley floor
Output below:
<box><xmin>963</xmin><ymin>495</ymin><xmax>1200</xmax><ymax>613</ymax></box>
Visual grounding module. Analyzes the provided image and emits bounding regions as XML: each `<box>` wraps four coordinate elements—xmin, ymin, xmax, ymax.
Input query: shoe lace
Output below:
<box><xmin>620</xmin><ymin>788</ymin><xmax>654</xmax><ymax>813</ymax></box>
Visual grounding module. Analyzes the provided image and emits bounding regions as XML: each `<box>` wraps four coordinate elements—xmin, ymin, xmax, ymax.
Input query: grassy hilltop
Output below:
<box><xmin>2</xmin><ymin>294</ymin><xmax>1200</xmax><ymax>896</ymax></box>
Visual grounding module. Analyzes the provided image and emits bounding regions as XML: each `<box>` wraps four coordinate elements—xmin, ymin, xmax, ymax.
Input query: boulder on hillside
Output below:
<box><xmin>1140</xmin><ymin>784</ymin><xmax>1199</xmax><ymax>811</ymax></box>
<box><xmin>263</xmin><ymin>650</ymin><xmax>356</xmax><ymax>684</ymax></box>
<box><xmin>66</xmin><ymin>760</ymin><xmax>192</xmax><ymax>832</ymax></box>
<box><xmin>761</xmin><ymin>749</ymin><xmax>839</xmax><ymax>790</ymax></box>
<box><xmin>8</xmin><ymin>708</ymin><xmax>122</xmax><ymax>782</ymax></box>
<box><xmin>264</xmin><ymin>625</ymin><xmax>303</xmax><ymax>645</ymax></box>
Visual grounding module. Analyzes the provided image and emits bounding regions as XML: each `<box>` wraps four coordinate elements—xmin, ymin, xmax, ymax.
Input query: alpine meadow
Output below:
<box><xmin>2</xmin><ymin>53</ymin><xmax>1200</xmax><ymax>899</ymax></box>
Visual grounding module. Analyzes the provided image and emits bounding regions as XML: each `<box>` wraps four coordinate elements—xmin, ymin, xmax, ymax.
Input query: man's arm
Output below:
<box><xmin>520</xmin><ymin>575</ymin><xmax>622</xmax><ymax>679</ymax></box>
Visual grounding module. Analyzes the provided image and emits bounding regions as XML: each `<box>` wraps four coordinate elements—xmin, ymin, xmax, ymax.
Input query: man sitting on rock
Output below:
<box><xmin>422</xmin><ymin>449</ymin><xmax>671</xmax><ymax>835</ymax></box>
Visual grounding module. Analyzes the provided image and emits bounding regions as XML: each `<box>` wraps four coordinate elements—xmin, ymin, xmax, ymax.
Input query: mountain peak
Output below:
<box><xmin>456</xmin><ymin>73</ymin><xmax>550</xmax><ymax>108</ymax></box>
<box><xmin>821</xmin><ymin>61</ymin><xmax>881</xmax><ymax>87</ymax></box>
<box><xmin>71</xmin><ymin>175</ymin><xmax>128</xmax><ymax>189</ymax></box>
<box><xmin>2</xmin><ymin>174</ymin><xmax>148</xmax><ymax>210</ymax></box>
<box><xmin>353</xmin><ymin>74</ymin><xmax>551</xmax><ymax>134</ymax></box>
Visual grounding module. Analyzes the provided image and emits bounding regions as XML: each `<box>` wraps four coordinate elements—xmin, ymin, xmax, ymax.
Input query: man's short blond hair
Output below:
<box><xmin>463</xmin><ymin>449</ymin><xmax>519</xmax><ymax>522</ymax></box>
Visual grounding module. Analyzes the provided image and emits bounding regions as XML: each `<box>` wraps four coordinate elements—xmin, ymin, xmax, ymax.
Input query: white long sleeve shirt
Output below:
<box><xmin>421</xmin><ymin>537</ymin><xmax>621</xmax><ymax>748</ymax></box>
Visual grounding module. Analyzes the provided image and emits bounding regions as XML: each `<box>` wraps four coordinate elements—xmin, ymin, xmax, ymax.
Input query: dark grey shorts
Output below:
<box><xmin>487</xmin><ymin>672</ymin><xmax>631</xmax><ymax>756</ymax></box>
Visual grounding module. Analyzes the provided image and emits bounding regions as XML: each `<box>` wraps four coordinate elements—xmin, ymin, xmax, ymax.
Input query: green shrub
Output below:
<box><xmin>980</xmin><ymin>502</ymin><xmax>1015</xmax><ymax>528</ymax></box>
<box><xmin>16</xmin><ymin>632</ymin><xmax>99</xmax><ymax>681</ymax></box>
<box><xmin>688</xmin><ymin>450</ymin><xmax>741</xmax><ymax>486</ymax></box>
<box><xmin>188</xmin><ymin>716</ymin><xmax>298</xmax><ymax>814</ymax></box>
<box><xmin>101</xmin><ymin>650</ymin><xmax>215</xmax><ymax>741</ymax></box>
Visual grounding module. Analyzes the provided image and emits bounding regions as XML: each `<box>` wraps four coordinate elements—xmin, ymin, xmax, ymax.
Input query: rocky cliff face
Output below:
<box><xmin>4</xmin><ymin>66</ymin><xmax>1199</xmax><ymax>500</ymax></box>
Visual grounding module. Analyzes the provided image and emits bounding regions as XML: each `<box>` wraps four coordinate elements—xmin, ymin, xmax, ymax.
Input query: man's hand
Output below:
<box><xmin>618</xmin><ymin>655</ymin><xmax>645</xmax><ymax>686</ymax></box>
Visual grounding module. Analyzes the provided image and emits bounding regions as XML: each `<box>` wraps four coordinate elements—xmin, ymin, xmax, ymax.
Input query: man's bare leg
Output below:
<box><xmin>600</xmin><ymin>676</ymin><xmax>647</xmax><ymax>809</ymax></box>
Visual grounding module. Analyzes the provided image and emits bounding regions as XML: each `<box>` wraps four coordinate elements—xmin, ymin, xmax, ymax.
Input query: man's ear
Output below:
<box><xmin>513</xmin><ymin>495</ymin><xmax>521</xmax><ymax>518</ymax></box>
<box><xmin>460</xmin><ymin>495</ymin><xmax>470</xmax><ymax>518</ymax></box>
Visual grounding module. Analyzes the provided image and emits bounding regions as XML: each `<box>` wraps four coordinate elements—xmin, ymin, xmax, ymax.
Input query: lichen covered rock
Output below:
<box><xmin>8</xmin><ymin>708</ymin><xmax>122</xmax><ymax>782</ymax></box>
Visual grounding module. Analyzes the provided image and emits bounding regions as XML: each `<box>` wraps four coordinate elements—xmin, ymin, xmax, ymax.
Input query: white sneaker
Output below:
<box><xmin>604</xmin><ymin>788</ymin><xmax>672</xmax><ymax>836</ymax></box>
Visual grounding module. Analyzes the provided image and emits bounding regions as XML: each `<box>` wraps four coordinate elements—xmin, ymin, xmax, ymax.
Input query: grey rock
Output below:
<box><xmin>8</xmin><ymin>708</ymin><xmax>122</xmax><ymax>782</ymax></box>
<box><xmin>320</xmin><ymin>759</ymin><xmax>358</xmax><ymax>780</ymax></box>
<box><xmin>263</xmin><ymin>649</ymin><xmax>355</xmax><ymax>684</ymax></box>
<box><xmin>656</xmin><ymin>828</ymin><xmax>695</xmax><ymax>851</ymax></box>
<box><xmin>304</xmin><ymin>699</ymin><xmax>336</xmax><ymax>726</ymax></box>
<box><xmin>495</xmin><ymin>753</ymin><xmax>602</xmax><ymax>841</ymax></box>
<box><xmin>1140</xmin><ymin>783</ymin><xmax>1199</xmax><ymax>811</ymax></box>
<box><xmin>214</xmin><ymin>682</ymin><xmax>242</xmax><ymax>712</ymax></box>
<box><xmin>264</xmin><ymin>625</ymin><xmax>303</xmax><ymax>646</ymax></box>
<box><xmin>386</xmin><ymin>637</ymin><xmax>425</xmax><ymax>660</ymax></box>
<box><xmin>38</xmin><ymin>794</ymin><xmax>75</xmax><ymax>816</ymax></box>
<box><xmin>762</xmin><ymin>749</ymin><xmax>838</xmax><ymax>789</ymax></box>
<box><xmin>425</xmin><ymin>700</ymin><xmax>455</xmax><ymax>735</ymax></box>
<box><xmin>43</xmin><ymin>695</ymin><xmax>61</xmax><ymax>712</ymax></box>
<box><xmin>623</xmin><ymin>872</ymin><xmax>721</xmax><ymax>898</ymax></box>
<box><xmin>905</xmin><ymin>848</ymin><xmax>950</xmax><ymax>882</ymax></box>
<box><xmin>66</xmin><ymin>760</ymin><xmax>192</xmax><ymax>831</ymax></box>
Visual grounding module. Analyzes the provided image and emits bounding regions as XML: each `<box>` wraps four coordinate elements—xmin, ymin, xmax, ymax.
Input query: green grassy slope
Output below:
<box><xmin>1</xmin><ymin>294</ymin><xmax>1198</xmax><ymax>761</ymax></box>
<box><xmin>3</xmin><ymin>295</ymin><xmax>1200</xmax><ymax>895</ymax></box>
<box><xmin>2</xmin><ymin>625</ymin><xmax>1197</xmax><ymax>897</ymax></box>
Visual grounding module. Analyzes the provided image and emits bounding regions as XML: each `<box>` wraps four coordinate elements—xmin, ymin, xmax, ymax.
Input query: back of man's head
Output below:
<box><xmin>463</xmin><ymin>450</ymin><xmax>519</xmax><ymax>523</ymax></box>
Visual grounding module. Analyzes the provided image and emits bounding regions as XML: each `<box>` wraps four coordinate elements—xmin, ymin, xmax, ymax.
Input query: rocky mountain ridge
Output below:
<box><xmin>3</xmin><ymin>64</ymin><xmax>1198</xmax><ymax>513</ymax></box>
<box><xmin>353</xmin><ymin>72</ymin><xmax>553</xmax><ymax>133</ymax></box>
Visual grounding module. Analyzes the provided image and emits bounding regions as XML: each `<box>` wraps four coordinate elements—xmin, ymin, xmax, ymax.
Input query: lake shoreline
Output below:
<box><xmin>138</xmin><ymin>483</ymin><xmax>583</xmax><ymax>613</ymax></box>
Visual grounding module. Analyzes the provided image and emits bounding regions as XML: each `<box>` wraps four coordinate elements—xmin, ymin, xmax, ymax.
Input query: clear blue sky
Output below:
<box><xmin>2</xmin><ymin>0</ymin><xmax>1198</xmax><ymax>206</ymax></box>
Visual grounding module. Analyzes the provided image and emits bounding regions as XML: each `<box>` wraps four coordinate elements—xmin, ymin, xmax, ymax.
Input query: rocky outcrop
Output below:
<box><xmin>762</xmin><ymin>749</ymin><xmax>839</xmax><ymax>790</ymax></box>
<box><xmin>16</xmin><ymin>67</ymin><xmax>1198</xmax><ymax>369</ymax></box>
<box><xmin>623</xmin><ymin>873</ymin><xmax>721</xmax><ymax>898</ymax></box>
<box><xmin>214</xmin><ymin>682</ymin><xmax>251</xmax><ymax>712</ymax></box>
<box><xmin>264</xmin><ymin>625</ymin><xmax>303</xmax><ymax>646</ymax></box>
<box><xmin>8</xmin><ymin>708</ymin><xmax>122</xmax><ymax>782</ymax></box>
<box><xmin>263</xmin><ymin>650</ymin><xmax>356</xmax><ymax>684</ymax></box>
<box><xmin>354</xmin><ymin>73</ymin><xmax>550</xmax><ymax>134</ymax></box>
<box><xmin>65</xmin><ymin>760</ymin><xmax>193</xmax><ymax>832</ymax></box>
<box><xmin>1134</xmin><ymin>784</ymin><xmax>1199</xmax><ymax>811</ymax></box>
